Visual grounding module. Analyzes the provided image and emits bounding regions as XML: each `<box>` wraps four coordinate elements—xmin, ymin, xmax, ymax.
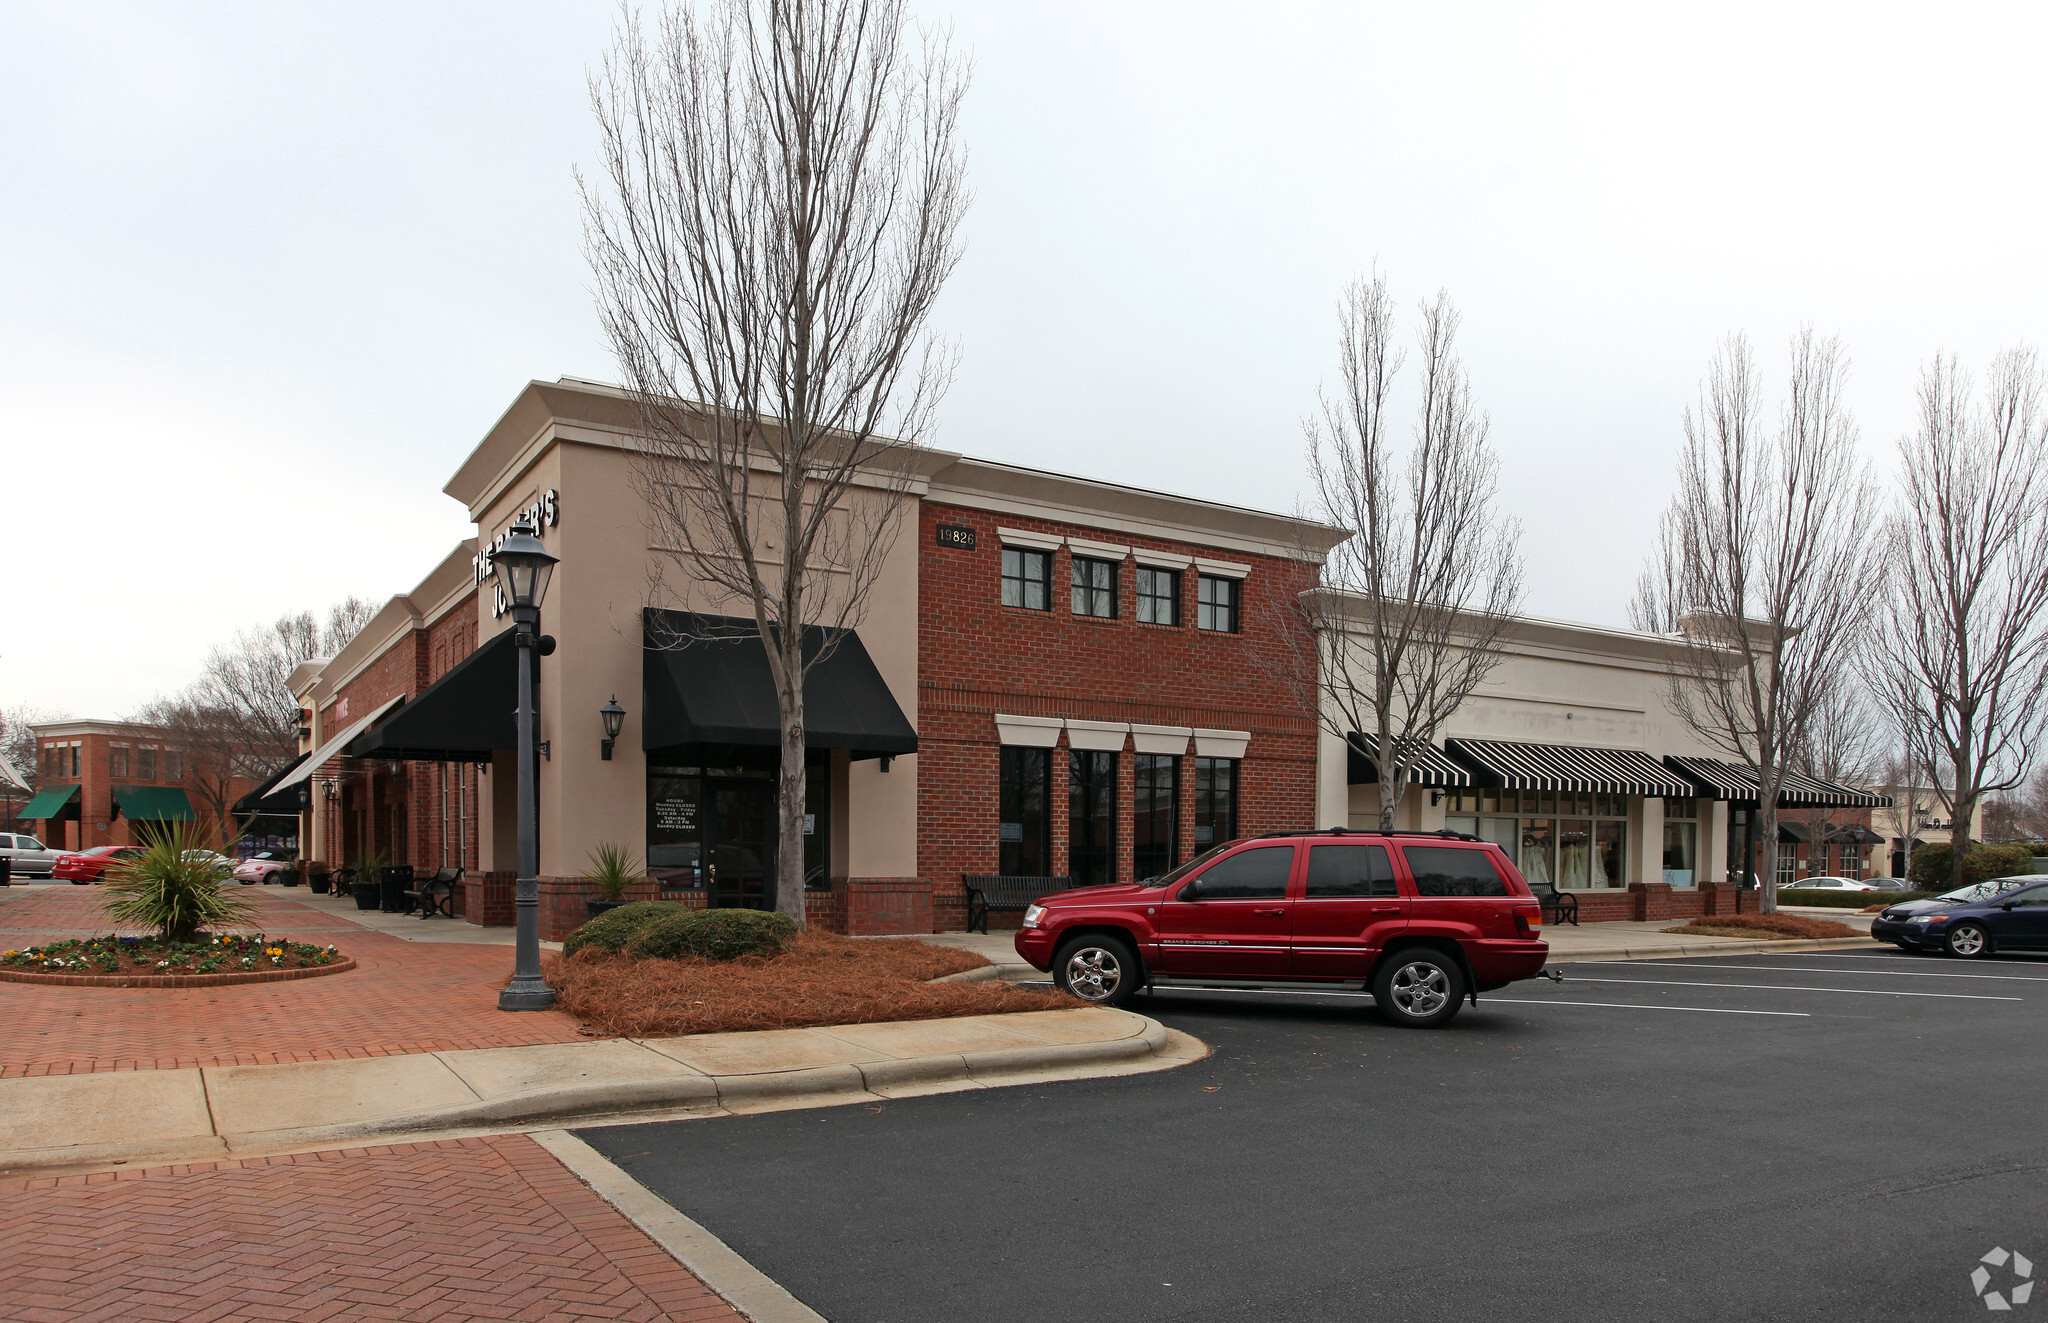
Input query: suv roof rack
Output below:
<box><xmin>1251</xmin><ymin>827</ymin><xmax>1483</xmax><ymax>843</ymax></box>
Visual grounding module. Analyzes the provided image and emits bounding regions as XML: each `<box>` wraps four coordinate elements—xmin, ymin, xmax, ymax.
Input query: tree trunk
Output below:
<box><xmin>1758</xmin><ymin>801</ymin><xmax>1779</xmax><ymax>914</ymax></box>
<box><xmin>1376</xmin><ymin>728</ymin><xmax>1401</xmax><ymax>830</ymax></box>
<box><xmin>777</xmin><ymin>630</ymin><xmax>808</xmax><ymax>928</ymax></box>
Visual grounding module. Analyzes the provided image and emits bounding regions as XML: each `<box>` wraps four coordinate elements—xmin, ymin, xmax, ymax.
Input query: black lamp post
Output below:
<box><xmin>492</xmin><ymin>519</ymin><xmax>559</xmax><ymax>1011</ymax></box>
<box><xmin>600</xmin><ymin>697</ymin><xmax>626</xmax><ymax>760</ymax></box>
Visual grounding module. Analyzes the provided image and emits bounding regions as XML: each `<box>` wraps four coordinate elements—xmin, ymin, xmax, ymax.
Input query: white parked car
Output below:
<box><xmin>0</xmin><ymin>832</ymin><xmax>65</xmax><ymax>877</ymax></box>
<box><xmin>1786</xmin><ymin>876</ymin><xmax>1884</xmax><ymax>893</ymax></box>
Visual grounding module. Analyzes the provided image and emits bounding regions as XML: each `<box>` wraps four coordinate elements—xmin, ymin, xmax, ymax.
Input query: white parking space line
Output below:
<box><xmin>1590</xmin><ymin>960</ymin><xmax>2048</xmax><ymax>983</ymax></box>
<box><xmin>1567</xmin><ymin>977</ymin><xmax>2019</xmax><ymax>1001</ymax></box>
<box><xmin>1487</xmin><ymin>998</ymin><xmax>1809</xmax><ymax>1017</ymax></box>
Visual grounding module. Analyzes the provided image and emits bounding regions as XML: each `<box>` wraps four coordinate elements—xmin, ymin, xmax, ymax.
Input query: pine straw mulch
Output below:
<box><xmin>1663</xmin><ymin>913</ymin><xmax>1857</xmax><ymax>941</ymax></box>
<box><xmin>543</xmin><ymin>930</ymin><xmax>1078</xmax><ymax>1038</ymax></box>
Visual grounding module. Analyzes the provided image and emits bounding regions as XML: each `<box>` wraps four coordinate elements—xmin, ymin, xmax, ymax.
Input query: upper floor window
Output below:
<box><xmin>69</xmin><ymin>744</ymin><xmax>80</xmax><ymax>777</ymax></box>
<box><xmin>1136</xmin><ymin>567</ymin><xmax>1179</xmax><ymax>625</ymax></box>
<box><xmin>1071</xmin><ymin>556</ymin><xmax>1117</xmax><ymax>618</ymax></box>
<box><xmin>164</xmin><ymin>749</ymin><xmax>183</xmax><ymax>780</ymax></box>
<box><xmin>1198</xmin><ymin>574</ymin><xmax>1240</xmax><ymax>632</ymax></box>
<box><xmin>137</xmin><ymin>746</ymin><xmax>156</xmax><ymax>780</ymax></box>
<box><xmin>110</xmin><ymin>745</ymin><xmax>129</xmax><ymax>778</ymax></box>
<box><xmin>1001</xmin><ymin>547</ymin><xmax>1051</xmax><ymax>610</ymax></box>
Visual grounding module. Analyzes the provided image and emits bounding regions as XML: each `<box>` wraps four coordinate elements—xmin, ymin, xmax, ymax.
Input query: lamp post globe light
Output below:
<box><xmin>492</xmin><ymin>520</ymin><xmax>559</xmax><ymax>1011</ymax></box>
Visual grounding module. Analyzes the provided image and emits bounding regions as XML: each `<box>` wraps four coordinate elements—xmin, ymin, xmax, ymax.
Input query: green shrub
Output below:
<box><xmin>1907</xmin><ymin>842</ymin><xmax>2035</xmax><ymax>886</ymax></box>
<box><xmin>1776</xmin><ymin>888</ymin><xmax>1936</xmax><ymax>908</ymax></box>
<box><xmin>561</xmin><ymin>900</ymin><xmax>690</xmax><ymax>957</ymax></box>
<box><xmin>99</xmin><ymin>821</ymin><xmax>253</xmax><ymax>942</ymax></box>
<box><xmin>626</xmin><ymin>908</ymin><xmax>797</xmax><ymax>962</ymax></box>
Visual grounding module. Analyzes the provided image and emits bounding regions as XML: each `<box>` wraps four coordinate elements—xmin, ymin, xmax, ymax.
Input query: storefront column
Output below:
<box><xmin>1315</xmin><ymin>726</ymin><xmax>1349</xmax><ymax>829</ymax></box>
<box><xmin>1633</xmin><ymin>796</ymin><xmax>1665</xmax><ymax>886</ymax></box>
<box><xmin>1700</xmin><ymin>802</ymin><xmax>1729</xmax><ymax>887</ymax></box>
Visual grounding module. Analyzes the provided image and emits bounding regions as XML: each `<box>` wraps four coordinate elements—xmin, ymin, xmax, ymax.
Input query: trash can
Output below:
<box><xmin>379</xmin><ymin>865</ymin><xmax>414</xmax><ymax>913</ymax></box>
<box><xmin>0</xmin><ymin>856</ymin><xmax>11</xmax><ymax>886</ymax></box>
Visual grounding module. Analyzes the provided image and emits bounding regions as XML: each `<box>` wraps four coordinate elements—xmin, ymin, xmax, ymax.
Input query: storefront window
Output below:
<box><xmin>1777</xmin><ymin>843</ymin><xmax>1798</xmax><ymax>885</ymax></box>
<box><xmin>1133</xmin><ymin>753</ymin><xmax>1179</xmax><ymax>880</ymax></box>
<box><xmin>646</xmin><ymin>769</ymin><xmax>705</xmax><ymax>890</ymax></box>
<box><xmin>1663</xmin><ymin>820</ymin><xmax>1698</xmax><ymax>886</ymax></box>
<box><xmin>999</xmin><ymin>747</ymin><xmax>1051</xmax><ymax>876</ymax></box>
<box><xmin>1069</xmin><ymin>750</ymin><xmax>1116</xmax><ymax>884</ymax></box>
<box><xmin>1837</xmin><ymin>842</ymin><xmax>1863</xmax><ymax>879</ymax></box>
<box><xmin>1557</xmin><ymin>819</ymin><xmax>1592</xmax><ymax>887</ymax></box>
<box><xmin>1593</xmin><ymin>819</ymin><xmax>1624</xmax><ymax>887</ymax></box>
<box><xmin>1520</xmin><ymin>819</ymin><xmax>1555</xmax><ymax>887</ymax></box>
<box><xmin>1193</xmin><ymin>756</ymin><xmax>1237</xmax><ymax>848</ymax></box>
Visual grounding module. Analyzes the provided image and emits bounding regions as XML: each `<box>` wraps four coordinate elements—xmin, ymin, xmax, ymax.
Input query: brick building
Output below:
<box><xmin>18</xmin><ymin>719</ymin><xmax>259</xmax><ymax>851</ymax></box>
<box><xmin>266</xmin><ymin>378</ymin><xmax>1342</xmax><ymax>938</ymax></box>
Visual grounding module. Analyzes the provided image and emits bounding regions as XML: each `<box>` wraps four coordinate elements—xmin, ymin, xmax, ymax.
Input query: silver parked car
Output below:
<box><xmin>0</xmin><ymin>832</ymin><xmax>66</xmax><ymax>877</ymax></box>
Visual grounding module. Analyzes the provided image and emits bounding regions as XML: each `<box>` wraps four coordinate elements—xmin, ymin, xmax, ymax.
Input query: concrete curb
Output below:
<box><xmin>1546</xmin><ymin>936</ymin><xmax>1885</xmax><ymax>964</ymax></box>
<box><xmin>531</xmin><ymin>1129</ymin><xmax>827</xmax><ymax>1323</ymax></box>
<box><xmin>0</xmin><ymin>1010</ymin><xmax>1185</xmax><ymax>1176</ymax></box>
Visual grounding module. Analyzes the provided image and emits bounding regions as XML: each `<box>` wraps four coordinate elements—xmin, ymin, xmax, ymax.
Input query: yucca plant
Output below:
<box><xmin>100</xmin><ymin>820</ymin><xmax>255</xmax><ymax>942</ymax></box>
<box><xmin>583</xmin><ymin>841</ymin><xmax>644</xmax><ymax>901</ymax></box>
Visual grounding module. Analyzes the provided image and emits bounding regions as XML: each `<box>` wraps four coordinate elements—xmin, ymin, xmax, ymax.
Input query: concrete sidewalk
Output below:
<box><xmin>0</xmin><ymin>1006</ymin><xmax>1198</xmax><ymax>1176</ymax></box>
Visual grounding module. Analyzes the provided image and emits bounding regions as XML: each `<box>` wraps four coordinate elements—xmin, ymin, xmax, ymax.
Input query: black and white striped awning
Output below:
<box><xmin>1446</xmin><ymin>739</ymin><xmax>1692</xmax><ymax>797</ymax></box>
<box><xmin>1346</xmin><ymin>735</ymin><xmax>1472</xmax><ymax>788</ymax></box>
<box><xmin>1663</xmin><ymin>756</ymin><xmax>1891</xmax><ymax>808</ymax></box>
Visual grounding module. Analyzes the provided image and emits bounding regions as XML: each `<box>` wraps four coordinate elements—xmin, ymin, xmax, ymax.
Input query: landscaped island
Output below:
<box><xmin>544</xmin><ymin>902</ymin><xmax>1074</xmax><ymax>1037</ymax></box>
<box><xmin>2</xmin><ymin>933</ymin><xmax>345</xmax><ymax>976</ymax></box>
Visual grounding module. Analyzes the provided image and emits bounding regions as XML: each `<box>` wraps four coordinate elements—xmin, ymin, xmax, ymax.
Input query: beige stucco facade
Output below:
<box><xmin>1315</xmin><ymin>604</ymin><xmax>1739</xmax><ymax>891</ymax></box>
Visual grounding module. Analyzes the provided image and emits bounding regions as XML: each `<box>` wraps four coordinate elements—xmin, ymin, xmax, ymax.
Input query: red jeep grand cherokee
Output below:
<box><xmin>1014</xmin><ymin>828</ymin><xmax>1550</xmax><ymax>1028</ymax></box>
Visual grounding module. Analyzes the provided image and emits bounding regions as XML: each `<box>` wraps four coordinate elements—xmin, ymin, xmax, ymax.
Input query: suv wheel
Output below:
<box><xmin>1054</xmin><ymin>935</ymin><xmax>1140</xmax><ymax>1007</ymax></box>
<box><xmin>1945</xmin><ymin>923</ymin><xmax>1992</xmax><ymax>959</ymax></box>
<box><xmin>1372</xmin><ymin>949</ymin><xmax>1465</xmax><ymax>1028</ymax></box>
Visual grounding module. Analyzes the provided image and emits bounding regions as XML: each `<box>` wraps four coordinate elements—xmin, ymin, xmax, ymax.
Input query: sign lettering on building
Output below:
<box><xmin>934</xmin><ymin>523</ymin><xmax>976</xmax><ymax>549</ymax></box>
<box><xmin>474</xmin><ymin>489</ymin><xmax>561</xmax><ymax>618</ymax></box>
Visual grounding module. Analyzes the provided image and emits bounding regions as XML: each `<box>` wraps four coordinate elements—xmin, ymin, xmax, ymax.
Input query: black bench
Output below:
<box><xmin>962</xmin><ymin>875</ymin><xmax>1073</xmax><ymax>934</ymax></box>
<box><xmin>1527</xmin><ymin>880</ymin><xmax>1579</xmax><ymax>926</ymax></box>
<box><xmin>404</xmin><ymin>867</ymin><xmax>463</xmax><ymax>918</ymax></box>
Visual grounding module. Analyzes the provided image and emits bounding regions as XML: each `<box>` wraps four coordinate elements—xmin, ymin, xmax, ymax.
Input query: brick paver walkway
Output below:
<box><xmin>0</xmin><ymin>888</ymin><xmax>588</xmax><ymax>1077</ymax></box>
<box><xmin>0</xmin><ymin>1133</ymin><xmax>742</xmax><ymax>1322</ymax></box>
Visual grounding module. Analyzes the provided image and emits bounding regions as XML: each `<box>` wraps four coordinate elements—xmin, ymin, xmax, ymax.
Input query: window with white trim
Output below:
<box><xmin>1136</xmin><ymin>567</ymin><xmax>1179</xmax><ymax>625</ymax></box>
<box><xmin>1071</xmin><ymin>556</ymin><xmax>1117</xmax><ymax>618</ymax></box>
<box><xmin>1001</xmin><ymin>548</ymin><xmax>1051</xmax><ymax>610</ymax></box>
<box><xmin>1197</xmin><ymin>574</ymin><xmax>1239</xmax><ymax>632</ymax></box>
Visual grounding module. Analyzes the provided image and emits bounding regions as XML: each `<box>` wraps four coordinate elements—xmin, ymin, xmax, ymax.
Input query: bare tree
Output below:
<box><xmin>1787</xmin><ymin>670</ymin><xmax>1883</xmax><ymax>875</ymax></box>
<box><xmin>1285</xmin><ymin>276</ymin><xmax>1523</xmax><ymax>829</ymax></box>
<box><xmin>582</xmin><ymin>0</ymin><xmax>968</xmax><ymax>924</ymax></box>
<box><xmin>1864</xmin><ymin>348</ymin><xmax>2048</xmax><ymax>889</ymax></box>
<box><xmin>1631</xmin><ymin>330</ymin><xmax>1878</xmax><ymax>912</ymax></box>
<box><xmin>0</xmin><ymin>704</ymin><xmax>65</xmax><ymax>833</ymax></box>
<box><xmin>190</xmin><ymin>598</ymin><xmax>376</xmax><ymax>775</ymax></box>
<box><xmin>127</xmin><ymin>695</ymin><xmax>246</xmax><ymax>845</ymax></box>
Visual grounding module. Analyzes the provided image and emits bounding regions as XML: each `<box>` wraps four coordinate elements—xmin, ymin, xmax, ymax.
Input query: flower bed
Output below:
<box><xmin>1662</xmin><ymin>914</ymin><xmax>1857</xmax><ymax>941</ymax></box>
<box><xmin>545</xmin><ymin>930</ymin><xmax>1075</xmax><ymax>1038</ymax></box>
<box><xmin>1</xmin><ymin>933</ymin><xmax>347</xmax><ymax>977</ymax></box>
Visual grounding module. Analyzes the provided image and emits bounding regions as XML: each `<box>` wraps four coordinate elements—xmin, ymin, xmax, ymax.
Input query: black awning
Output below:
<box><xmin>1828</xmin><ymin>825</ymin><xmax>1885</xmax><ymax>846</ymax></box>
<box><xmin>347</xmin><ymin>629</ymin><xmax>517</xmax><ymax>763</ymax></box>
<box><xmin>1778</xmin><ymin>822</ymin><xmax>1813</xmax><ymax>843</ymax></box>
<box><xmin>643</xmin><ymin>609</ymin><xmax>917</xmax><ymax>759</ymax></box>
<box><xmin>1663</xmin><ymin>756</ymin><xmax>1891</xmax><ymax>808</ymax></box>
<box><xmin>234</xmin><ymin>755</ymin><xmax>310</xmax><ymax>816</ymax></box>
<box><xmin>1446</xmin><ymin>738</ymin><xmax>1691</xmax><ymax>797</ymax></box>
<box><xmin>1346</xmin><ymin>735</ymin><xmax>1472</xmax><ymax>787</ymax></box>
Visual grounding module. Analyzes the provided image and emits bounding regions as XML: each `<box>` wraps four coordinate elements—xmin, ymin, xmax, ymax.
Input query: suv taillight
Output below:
<box><xmin>1513</xmin><ymin>905</ymin><xmax>1542</xmax><ymax>938</ymax></box>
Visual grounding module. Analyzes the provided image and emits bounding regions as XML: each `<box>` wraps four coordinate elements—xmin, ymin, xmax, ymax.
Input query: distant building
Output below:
<box><xmin>18</xmin><ymin>719</ymin><xmax>262</xmax><ymax>852</ymax></box>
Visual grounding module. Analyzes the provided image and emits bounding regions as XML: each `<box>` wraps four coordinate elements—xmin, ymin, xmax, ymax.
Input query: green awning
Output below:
<box><xmin>112</xmin><ymin>786</ymin><xmax>197</xmax><ymax>822</ymax></box>
<box><xmin>18</xmin><ymin>784</ymin><xmax>79</xmax><ymax>820</ymax></box>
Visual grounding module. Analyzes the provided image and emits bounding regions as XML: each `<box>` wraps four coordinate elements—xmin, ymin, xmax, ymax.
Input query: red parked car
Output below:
<box><xmin>1015</xmin><ymin>828</ymin><xmax>1551</xmax><ymax>1028</ymax></box>
<box><xmin>51</xmin><ymin>846</ymin><xmax>146</xmax><ymax>884</ymax></box>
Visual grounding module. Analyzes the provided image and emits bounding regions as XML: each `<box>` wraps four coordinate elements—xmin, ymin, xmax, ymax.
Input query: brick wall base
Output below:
<box><xmin>462</xmin><ymin>872</ymin><xmax>516</xmax><ymax>928</ymax></box>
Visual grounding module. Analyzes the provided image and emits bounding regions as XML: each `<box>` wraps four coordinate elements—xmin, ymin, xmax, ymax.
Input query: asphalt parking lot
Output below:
<box><xmin>581</xmin><ymin>948</ymin><xmax>2048</xmax><ymax>1323</ymax></box>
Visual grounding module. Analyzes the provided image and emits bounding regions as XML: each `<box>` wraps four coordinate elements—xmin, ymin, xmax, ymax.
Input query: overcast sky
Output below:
<box><xmin>6</xmin><ymin>1</ymin><xmax>2045</xmax><ymax>718</ymax></box>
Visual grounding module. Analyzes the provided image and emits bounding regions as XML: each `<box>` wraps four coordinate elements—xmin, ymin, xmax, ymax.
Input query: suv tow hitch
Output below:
<box><xmin>1536</xmin><ymin>968</ymin><xmax>1564</xmax><ymax>983</ymax></box>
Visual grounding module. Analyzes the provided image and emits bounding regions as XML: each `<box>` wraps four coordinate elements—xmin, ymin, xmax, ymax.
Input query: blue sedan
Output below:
<box><xmin>1870</xmin><ymin>876</ymin><xmax>2048</xmax><ymax>958</ymax></box>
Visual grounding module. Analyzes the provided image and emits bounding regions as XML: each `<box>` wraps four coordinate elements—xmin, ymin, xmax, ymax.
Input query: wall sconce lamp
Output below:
<box><xmin>322</xmin><ymin>778</ymin><xmax>339</xmax><ymax>803</ymax></box>
<box><xmin>1429</xmin><ymin>790</ymin><xmax>1444</xmax><ymax>807</ymax></box>
<box><xmin>600</xmin><ymin>697</ymin><xmax>626</xmax><ymax>761</ymax></box>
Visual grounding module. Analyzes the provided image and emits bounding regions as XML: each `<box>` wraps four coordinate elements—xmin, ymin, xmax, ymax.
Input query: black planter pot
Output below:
<box><xmin>353</xmin><ymin>876</ymin><xmax>381</xmax><ymax>911</ymax></box>
<box><xmin>379</xmin><ymin>865</ymin><xmax>415</xmax><ymax>913</ymax></box>
<box><xmin>307</xmin><ymin>871</ymin><xmax>332</xmax><ymax>895</ymax></box>
<box><xmin>585</xmin><ymin>898</ymin><xmax>630</xmax><ymax>920</ymax></box>
<box><xmin>279</xmin><ymin>869</ymin><xmax>302</xmax><ymax>887</ymax></box>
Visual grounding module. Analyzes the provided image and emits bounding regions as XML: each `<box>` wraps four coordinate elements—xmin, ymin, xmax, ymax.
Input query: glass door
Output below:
<box><xmin>708</xmin><ymin>781</ymin><xmax>775</xmax><ymax>910</ymax></box>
